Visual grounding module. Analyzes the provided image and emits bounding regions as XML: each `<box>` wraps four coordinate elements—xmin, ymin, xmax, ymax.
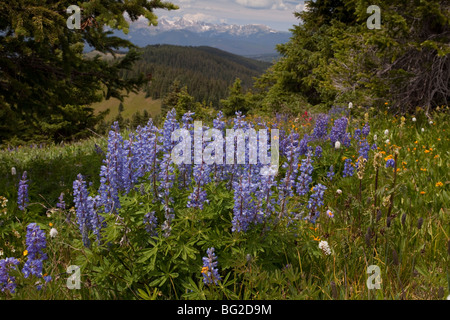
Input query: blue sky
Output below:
<box><xmin>153</xmin><ymin>0</ymin><xmax>307</xmax><ymax>31</ymax></box>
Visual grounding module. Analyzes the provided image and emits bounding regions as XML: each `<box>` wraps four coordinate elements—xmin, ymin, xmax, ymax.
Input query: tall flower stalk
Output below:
<box><xmin>17</xmin><ymin>171</ymin><xmax>29</xmax><ymax>211</ymax></box>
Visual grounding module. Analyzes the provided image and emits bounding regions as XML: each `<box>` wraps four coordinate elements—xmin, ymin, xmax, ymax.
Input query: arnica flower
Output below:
<box><xmin>0</xmin><ymin>257</ymin><xmax>20</xmax><ymax>293</ymax></box>
<box><xmin>17</xmin><ymin>171</ymin><xmax>29</xmax><ymax>211</ymax></box>
<box><xmin>435</xmin><ymin>182</ymin><xmax>443</xmax><ymax>187</ymax></box>
<box><xmin>22</xmin><ymin>223</ymin><xmax>51</xmax><ymax>287</ymax></box>
<box><xmin>201</xmin><ymin>247</ymin><xmax>221</xmax><ymax>285</ymax></box>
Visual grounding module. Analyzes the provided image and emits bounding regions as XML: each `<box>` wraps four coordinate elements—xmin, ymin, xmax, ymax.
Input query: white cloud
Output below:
<box><xmin>233</xmin><ymin>0</ymin><xmax>274</xmax><ymax>9</ymax></box>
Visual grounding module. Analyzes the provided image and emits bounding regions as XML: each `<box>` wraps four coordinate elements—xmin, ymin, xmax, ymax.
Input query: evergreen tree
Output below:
<box><xmin>0</xmin><ymin>0</ymin><xmax>178</xmax><ymax>144</ymax></box>
<box><xmin>255</xmin><ymin>0</ymin><xmax>449</xmax><ymax>113</ymax></box>
<box><xmin>220</xmin><ymin>78</ymin><xmax>251</xmax><ymax>116</ymax></box>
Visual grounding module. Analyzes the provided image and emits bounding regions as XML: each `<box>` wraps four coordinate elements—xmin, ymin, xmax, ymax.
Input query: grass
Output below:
<box><xmin>90</xmin><ymin>91</ymin><xmax>162</xmax><ymax>121</ymax></box>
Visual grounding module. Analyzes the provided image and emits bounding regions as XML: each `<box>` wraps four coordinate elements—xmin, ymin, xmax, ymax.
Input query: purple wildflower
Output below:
<box><xmin>17</xmin><ymin>171</ymin><xmax>29</xmax><ymax>211</ymax></box>
<box><xmin>307</xmin><ymin>184</ymin><xmax>327</xmax><ymax>223</ymax></box>
<box><xmin>201</xmin><ymin>247</ymin><xmax>221</xmax><ymax>285</ymax></box>
<box><xmin>22</xmin><ymin>223</ymin><xmax>51</xmax><ymax>286</ymax></box>
<box><xmin>56</xmin><ymin>192</ymin><xmax>65</xmax><ymax>210</ymax></box>
<box><xmin>0</xmin><ymin>257</ymin><xmax>20</xmax><ymax>294</ymax></box>
<box><xmin>143</xmin><ymin>211</ymin><xmax>158</xmax><ymax>237</ymax></box>
<box><xmin>343</xmin><ymin>158</ymin><xmax>354</xmax><ymax>177</ymax></box>
<box><xmin>386</xmin><ymin>159</ymin><xmax>395</xmax><ymax>168</ymax></box>
<box><xmin>312</xmin><ymin>114</ymin><xmax>329</xmax><ymax>140</ymax></box>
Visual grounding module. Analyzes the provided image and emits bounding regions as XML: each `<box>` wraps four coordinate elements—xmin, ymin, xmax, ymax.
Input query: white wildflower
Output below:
<box><xmin>384</xmin><ymin>129</ymin><xmax>389</xmax><ymax>136</ymax></box>
<box><xmin>336</xmin><ymin>189</ymin><xmax>342</xmax><ymax>195</ymax></box>
<box><xmin>385</xmin><ymin>139</ymin><xmax>390</xmax><ymax>144</ymax></box>
<box><xmin>373</xmin><ymin>134</ymin><xmax>377</xmax><ymax>141</ymax></box>
<box><xmin>421</xmin><ymin>128</ymin><xmax>424</xmax><ymax>132</ymax></box>
<box><xmin>334</xmin><ymin>141</ymin><xmax>341</xmax><ymax>149</ymax></box>
<box><xmin>49</xmin><ymin>228</ymin><xmax>58</xmax><ymax>238</ymax></box>
<box><xmin>348</xmin><ymin>102</ymin><xmax>353</xmax><ymax>109</ymax></box>
<box><xmin>319</xmin><ymin>240</ymin><xmax>331</xmax><ymax>256</ymax></box>
<box><xmin>412</xmin><ymin>117</ymin><xmax>416</xmax><ymax>122</ymax></box>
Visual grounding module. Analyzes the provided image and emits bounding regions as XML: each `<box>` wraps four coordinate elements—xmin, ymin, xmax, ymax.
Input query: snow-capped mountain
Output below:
<box><xmin>114</xmin><ymin>17</ymin><xmax>291</xmax><ymax>57</ymax></box>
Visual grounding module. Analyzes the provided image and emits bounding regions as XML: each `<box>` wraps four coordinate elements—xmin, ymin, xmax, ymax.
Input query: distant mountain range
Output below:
<box><xmin>113</xmin><ymin>17</ymin><xmax>291</xmax><ymax>59</ymax></box>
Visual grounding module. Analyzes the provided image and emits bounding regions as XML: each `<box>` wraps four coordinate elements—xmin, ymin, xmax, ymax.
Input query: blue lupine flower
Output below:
<box><xmin>296</xmin><ymin>149</ymin><xmax>314</xmax><ymax>196</ymax></box>
<box><xmin>256</xmin><ymin>170</ymin><xmax>277</xmax><ymax>221</ymax></box>
<box><xmin>231</xmin><ymin>172</ymin><xmax>255</xmax><ymax>233</ymax></box>
<box><xmin>357</xmin><ymin>140</ymin><xmax>371</xmax><ymax>160</ymax></box>
<box><xmin>329</xmin><ymin>117</ymin><xmax>351</xmax><ymax>148</ymax></box>
<box><xmin>187</xmin><ymin>161</ymin><xmax>211</xmax><ymax>210</ymax></box>
<box><xmin>143</xmin><ymin>211</ymin><xmax>158</xmax><ymax>237</ymax></box>
<box><xmin>312</xmin><ymin>114</ymin><xmax>329</xmax><ymax>140</ymax></box>
<box><xmin>315</xmin><ymin>145</ymin><xmax>322</xmax><ymax>158</ymax></box>
<box><xmin>178</xmin><ymin>111</ymin><xmax>195</xmax><ymax>187</ymax></box>
<box><xmin>73</xmin><ymin>174</ymin><xmax>104</xmax><ymax>247</ymax></box>
<box><xmin>298</xmin><ymin>134</ymin><xmax>311</xmax><ymax>156</ymax></box>
<box><xmin>0</xmin><ymin>257</ymin><xmax>20</xmax><ymax>293</ymax></box>
<box><xmin>158</xmin><ymin>152</ymin><xmax>176</xmax><ymax>238</ymax></box>
<box><xmin>17</xmin><ymin>171</ymin><xmax>29</xmax><ymax>211</ymax></box>
<box><xmin>278</xmin><ymin>133</ymin><xmax>300</xmax><ymax>218</ymax></box>
<box><xmin>362</xmin><ymin>123</ymin><xmax>370</xmax><ymax>137</ymax></box>
<box><xmin>343</xmin><ymin>158</ymin><xmax>354</xmax><ymax>177</ymax></box>
<box><xmin>22</xmin><ymin>223</ymin><xmax>51</xmax><ymax>286</ymax></box>
<box><xmin>327</xmin><ymin>165</ymin><xmax>335</xmax><ymax>181</ymax></box>
<box><xmin>307</xmin><ymin>184</ymin><xmax>327</xmax><ymax>223</ymax></box>
<box><xmin>162</xmin><ymin>108</ymin><xmax>180</xmax><ymax>154</ymax></box>
<box><xmin>201</xmin><ymin>247</ymin><xmax>221</xmax><ymax>285</ymax></box>
<box><xmin>354</xmin><ymin>128</ymin><xmax>362</xmax><ymax>141</ymax></box>
<box><xmin>98</xmin><ymin>122</ymin><xmax>125</xmax><ymax>213</ymax></box>
<box><xmin>386</xmin><ymin>159</ymin><xmax>395</xmax><ymax>168</ymax></box>
<box><xmin>56</xmin><ymin>192</ymin><xmax>65</xmax><ymax>210</ymax></box>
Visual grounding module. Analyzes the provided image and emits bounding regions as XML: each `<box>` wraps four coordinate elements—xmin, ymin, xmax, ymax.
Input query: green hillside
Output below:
<box><xmin>120</xmin><ymin>45</ymin><xmax>272</xmax><ymax>107</ymax></box>
<box><xmin>90</xmin><ymin>91</ymin><xmax>161</xmax><ymax>122</ymax></box>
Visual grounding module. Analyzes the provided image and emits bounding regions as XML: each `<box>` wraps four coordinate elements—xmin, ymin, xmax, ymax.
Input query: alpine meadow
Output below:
<box><xmin>0</xmin><ymin>0</ymin><xmax>449</xmax><ymax>303</ymax></box>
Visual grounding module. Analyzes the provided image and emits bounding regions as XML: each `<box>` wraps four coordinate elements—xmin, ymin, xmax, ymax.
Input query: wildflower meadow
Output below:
<box><xmin>0</xmin><ymin>103</ymin><xmax>448</xmax><ymax>300</ymax></box>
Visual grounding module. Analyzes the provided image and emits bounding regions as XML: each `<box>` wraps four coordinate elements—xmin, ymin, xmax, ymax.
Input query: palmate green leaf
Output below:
<box><xmin>136</xmin><ymin>245</ymin><xmax>158</xmax><ymax>265</ymax></box>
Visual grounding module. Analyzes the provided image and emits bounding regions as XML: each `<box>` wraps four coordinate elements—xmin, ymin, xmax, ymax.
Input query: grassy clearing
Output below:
<box><xmin>90</xmin><ymin>91</ymin><xmax>161</xmax><ymax>121</ymax></box>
